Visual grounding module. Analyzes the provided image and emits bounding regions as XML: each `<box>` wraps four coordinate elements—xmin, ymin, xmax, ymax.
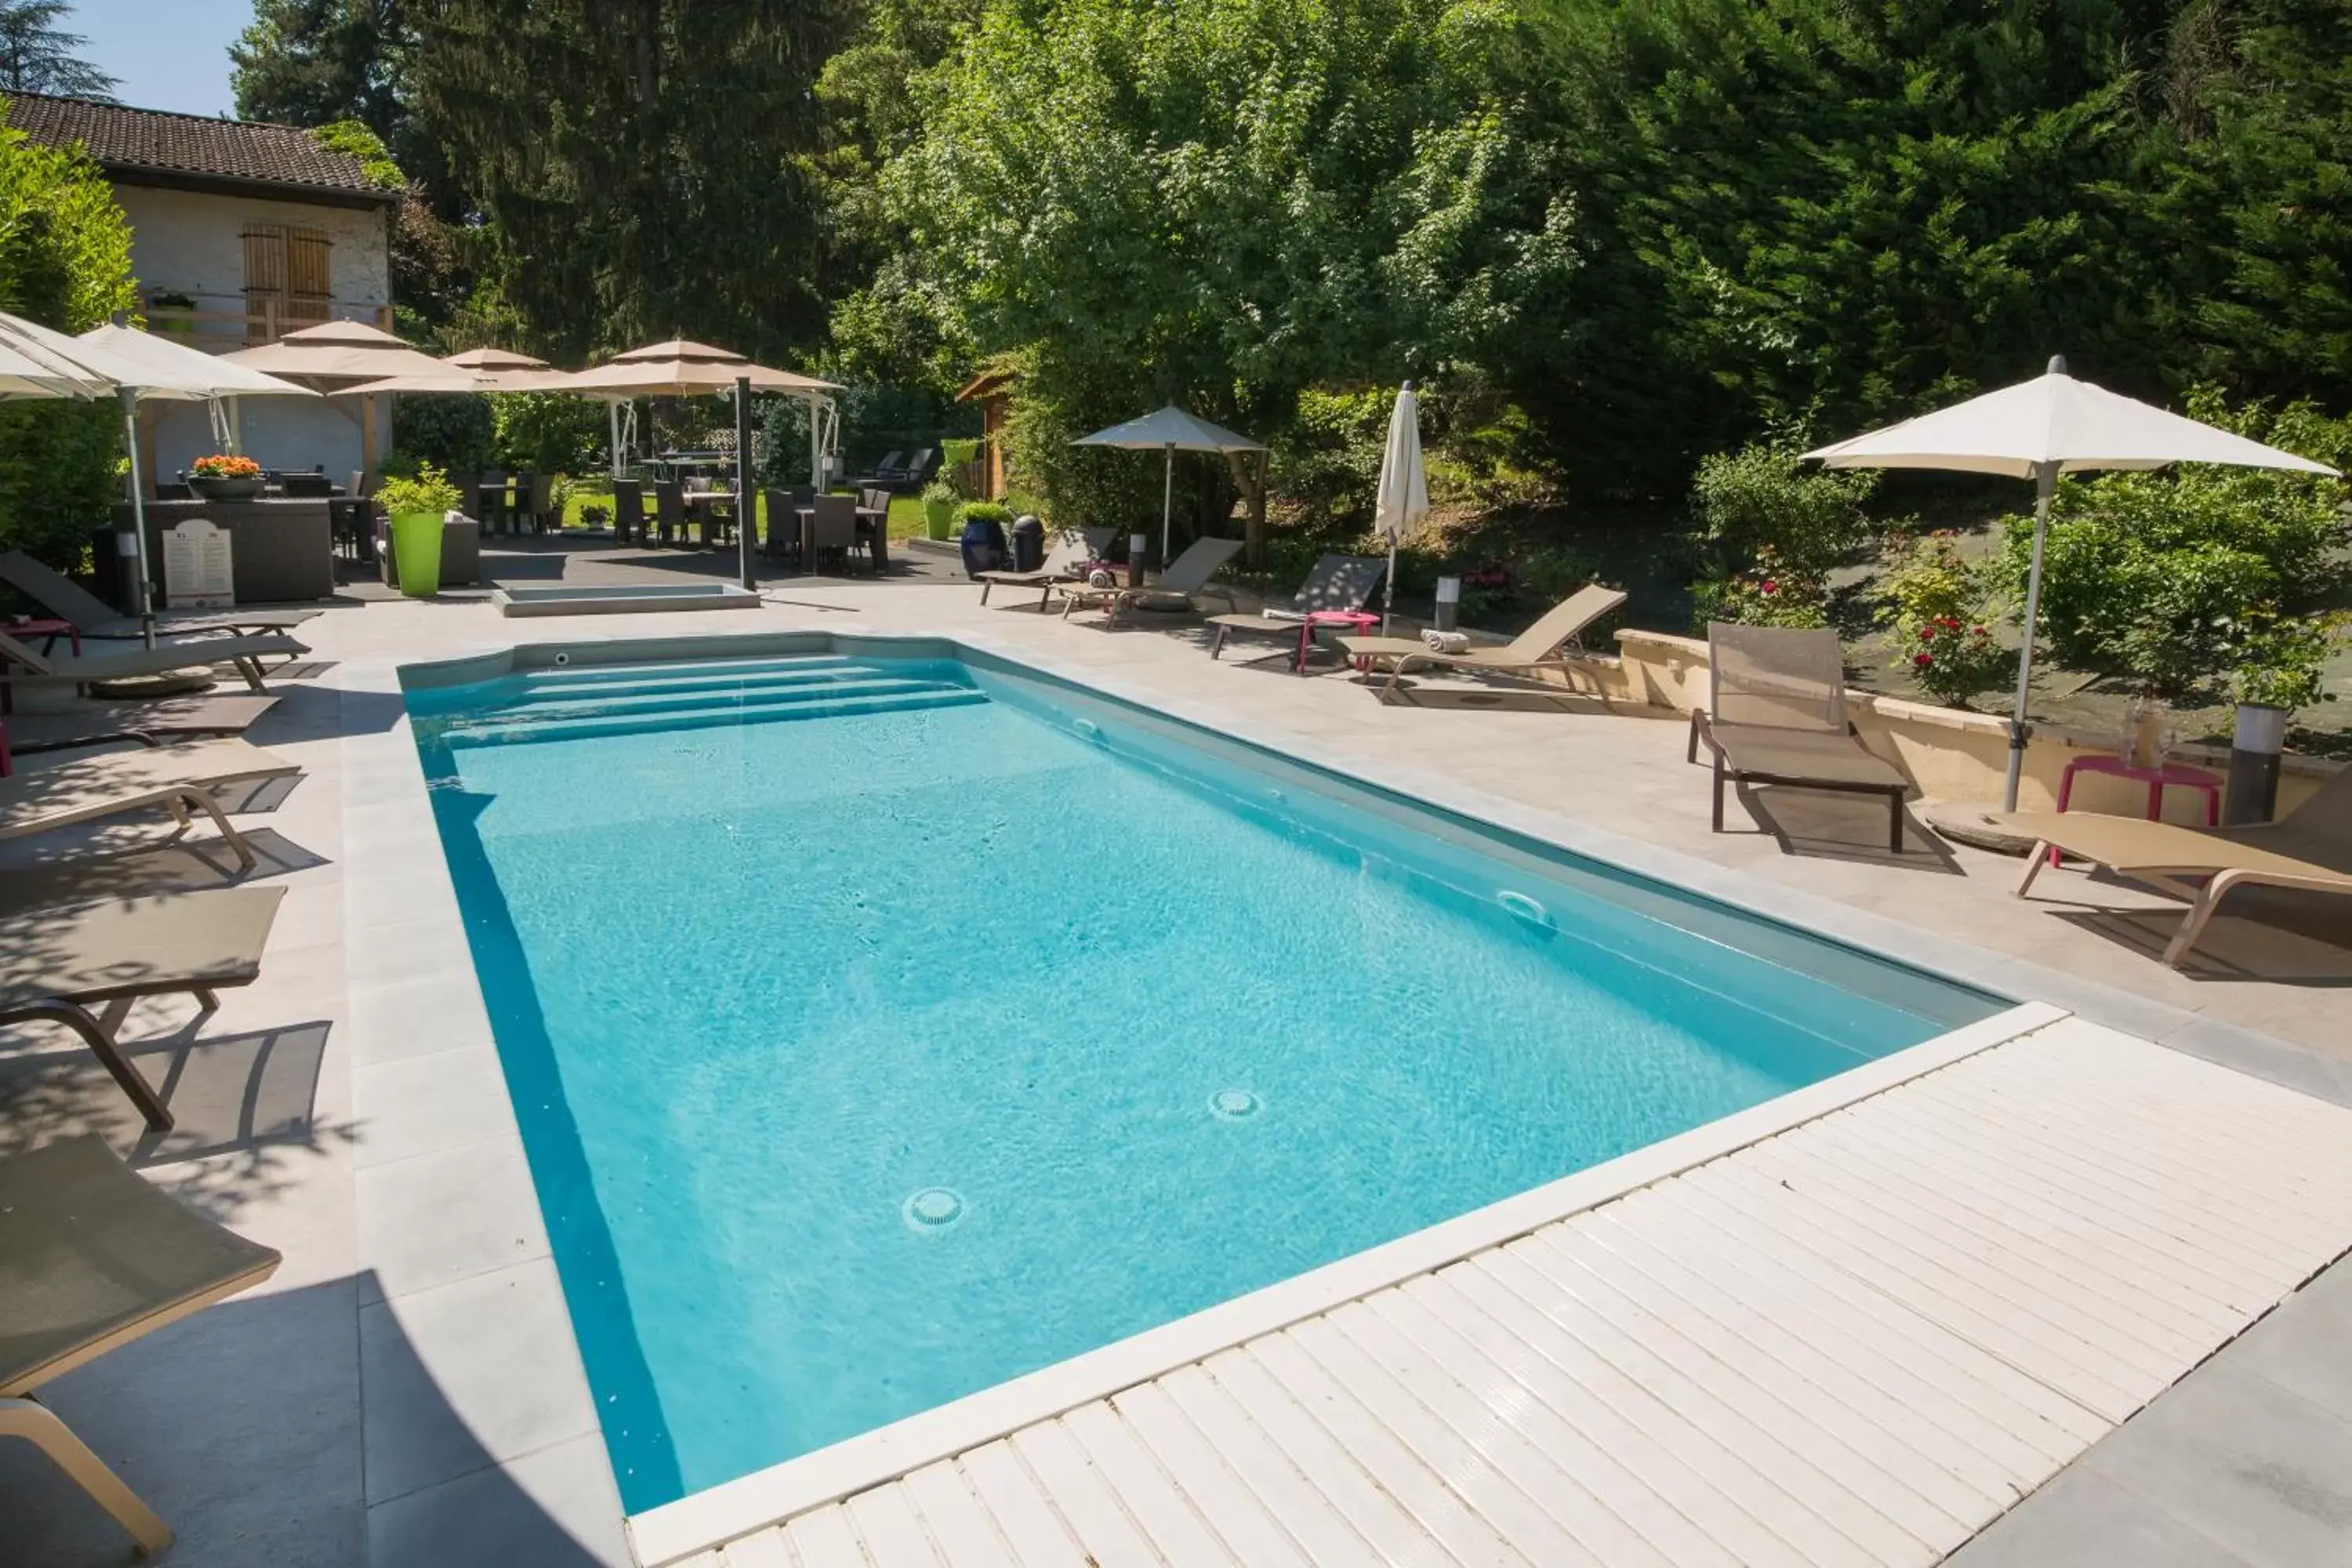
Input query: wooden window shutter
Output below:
<box><xmin>285</xmin><ymin>227</ymin><xmax>332</xmax><ymax>328</ymax></box>
<box><xmin>241</xmin><ymin>223</ymin><xmax>286</xmax><ymax>343</ymax></box>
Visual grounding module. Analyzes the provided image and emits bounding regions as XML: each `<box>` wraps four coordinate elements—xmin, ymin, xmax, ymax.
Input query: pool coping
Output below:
<box><xmin>352</xmin><ymin>625</ymin><xmax>2352</xmax><ymax>1567</ymax></box>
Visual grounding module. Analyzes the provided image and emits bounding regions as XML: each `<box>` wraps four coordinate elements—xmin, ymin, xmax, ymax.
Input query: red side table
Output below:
<box><xmin>1296</xmin><ymin>610</ymin><xmax>1378</xmax><ymax>673</ymax></box>
<box><xmin>2050</xmin><ymin>753</ymin><xmax>2223</xmax><ymax>863</ymax></box>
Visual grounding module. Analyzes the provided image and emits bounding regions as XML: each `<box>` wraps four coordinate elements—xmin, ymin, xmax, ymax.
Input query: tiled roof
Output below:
<box><xmin>3</xmin><ymin>91</ymin><xmax>393</xmax><ymax>199</ymax></box>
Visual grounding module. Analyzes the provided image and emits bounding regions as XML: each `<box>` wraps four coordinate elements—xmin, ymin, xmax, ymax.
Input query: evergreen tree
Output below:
<box><xmin>0</xmin><ymin>0</ymin><xmax>116</xmax><ymax>98</ymax></box>
<box><xmin>405</xmin><ymin>0</ymin><xmax>858</xmax><ymax>363</ymax></box>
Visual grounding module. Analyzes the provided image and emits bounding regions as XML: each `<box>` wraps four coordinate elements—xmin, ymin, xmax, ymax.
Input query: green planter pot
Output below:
<box><xmin>924</xmin><ymin>496</ymin><xmax>956</xmax><ymax>541</ymax></box>
<box><xmin>389</xmin><ymin>513</ymin><xmax>445</xmax><ymax>598</ymax></box>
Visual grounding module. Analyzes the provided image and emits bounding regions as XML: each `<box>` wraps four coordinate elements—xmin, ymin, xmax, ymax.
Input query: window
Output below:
<box><xmin>241</xmin><ymin>223</ymin><xmax>332</xmax><ymax>343</ymax></box>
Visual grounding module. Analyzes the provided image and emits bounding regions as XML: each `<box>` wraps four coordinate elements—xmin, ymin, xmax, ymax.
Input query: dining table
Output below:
<box><xmin>790</xmin><ymin>502</ymin><xmax>891</xmax><ymax>575</ymax></box>
<box><xmin>683</xmin><ymin>489</ymin><xmax>739</xmax><ymax>546</ymax></box>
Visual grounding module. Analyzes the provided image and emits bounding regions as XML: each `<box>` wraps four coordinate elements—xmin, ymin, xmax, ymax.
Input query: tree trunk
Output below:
<box><xmin>1229</xmin><ymin>449</ymin><xmax>1267</xmax><ymax>565</ymax></box>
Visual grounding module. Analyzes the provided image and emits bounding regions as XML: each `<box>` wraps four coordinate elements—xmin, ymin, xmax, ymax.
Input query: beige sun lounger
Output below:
<box><xmin>0</xmin><ymin>738</ymin><xmax>301</xmax><ymax>869</ymax></box>
<box><xmin>4</xmin><ymin>695</ymin><xmax>281</xmax><ymax>760</ymax></box>
<box><xmin>1688</xmin><ymin>622</ymin><xmax>1912</xmax><ymax>851</ymax></box>
<box><xmin>0</xmin><ymin>549</ymin><xmax>321</xmax><ymax>641</ymax></box>
<box><xmin>1059</xmin><ymin>535</ymin><xmax>1243</xmax><ymax>622</ymax></box>
<box><xmin>1334</xmin><ymin>583</ymin><xmax>1628</xmax><ymax>700</ymax></box>
<box><xmin>0</xmin><ymin>886</ymin><xmax>285</xmax><ymax>1131</ymax></box>
<box><xmin>0</xmin><ymin>628</ymin><xmax>309</xmax><ymax>695</ymax></box>
<box><xmin>2001</xmin><ymin>764</ymin><xmax>2352</xmax><ymax>967</ymax></box>
<box><xmin>1</xmin><ymin>1132</ymin><xmax>282</xmax><ymax>1552</ymax></box>
<box><xmin>975</xmin><ymin>529</ymin><xmax>1115</xmax><ymax>608</ymax></box>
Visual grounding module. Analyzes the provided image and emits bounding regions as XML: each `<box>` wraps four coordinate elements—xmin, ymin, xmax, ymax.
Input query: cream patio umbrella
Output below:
<box><xmin>220</xmin><ymin>319</ymin><xmax>449</xmax><ymax>487</ymax></box>
<box><xmin>1805</xmin><ymin>356</ymin><xmax>2339</xmax><ymax>811</ymax></box>
<box><xmin>1072</xmin><ymin>405</ymin><xmax>1267</xmax><ymax>568</ymax></box>
<box><xmin>1373</xmin><ymin>382</ymin><xmax>1429</xmax><ymax>634</ymax></box>
<box><xmin>564</xmin><ymin>339</ymin><xmax>844</xmax><ymax>588</ymax></box>
<box><xmin>341</xmin><ymin>346</ymin><xmax>577</xmax><ymax>397</ymax></box>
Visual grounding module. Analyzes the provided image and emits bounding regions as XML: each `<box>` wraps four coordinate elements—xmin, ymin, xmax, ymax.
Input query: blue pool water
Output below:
<box><xmin>406</xmin><ymin>649</ymin><xmax>2004</xmax><ymax>1510</ymax></box>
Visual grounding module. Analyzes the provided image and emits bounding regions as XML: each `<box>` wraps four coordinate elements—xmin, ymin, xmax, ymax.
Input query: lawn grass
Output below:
<box><xmin>557</xmin><ymin>488</ymin><xmax>935</xmax><ymax>539</ymax></box>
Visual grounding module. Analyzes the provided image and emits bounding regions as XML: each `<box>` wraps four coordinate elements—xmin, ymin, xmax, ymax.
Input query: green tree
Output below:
<box><xmin>861</xmin><ymin>0</ymin><xmax>1574</xmax><ymax>553</ymax></box>
<box><xmin>1999</xmin><ymin>390</ymin><xmax>2352</xmax><ymax>701</ymax></box>
<box><xmin>0</xmin><ymin>0</ymin><xmax>117</xmax><ymax>98</ymax></box>
<box><xmin>0</xmin><ymin>98</ymin><xmax>135</xmax><ymax>565</ymax></box>
<box><xmin>1522</xmin><ymin>0</ymin><xmax>2183</xmax><ymax>497</ymax></box>
<box><xmin>405</xmin><ymin>0</ymin><xmax>858</xmax><ymax>364</ymax></box>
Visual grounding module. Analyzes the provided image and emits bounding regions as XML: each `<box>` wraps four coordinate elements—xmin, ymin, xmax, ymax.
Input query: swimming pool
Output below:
<box><xmin>405</xmin><ymin>644</ymin><xmax>2006</xmax><ymax>1515</ymax></box>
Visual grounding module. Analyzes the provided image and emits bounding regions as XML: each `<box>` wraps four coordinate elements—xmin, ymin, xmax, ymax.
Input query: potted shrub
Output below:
<box><xmin>373</xmin><ymin>463</ymin><xmax>463</xmax><ymax>597</ymax></box>
<box><xmin>146</xmin><ymin>290</ymin><xmax>198</xmax><ymax>338</ymax></box>
<box><xmin>920</xmin><ymin>479</ymin><xmax>959</xmax><ymax>541</ymax></box>
<box><xmin>2222</xmin><ymin>610</ymin><xmax>2344</xmax><ymax>820</ymax></box>
<box><xmin>187</xmin><ymin>453</ymin><xmax>263</xmax><ymax>501</ymax></box>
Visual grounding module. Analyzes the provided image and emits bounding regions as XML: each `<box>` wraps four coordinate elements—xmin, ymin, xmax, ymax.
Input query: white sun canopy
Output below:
<box><xmin>1803</xmin><ymin>358</ymin><xmax>2340</xmax><ymax>811</ymax></box>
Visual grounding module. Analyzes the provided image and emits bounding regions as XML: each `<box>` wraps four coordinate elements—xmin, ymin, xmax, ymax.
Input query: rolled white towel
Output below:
<box><xmin>1421</xmin><ymin>629</ymin><xmax>1470</xmax><ymax>653</ymax></box>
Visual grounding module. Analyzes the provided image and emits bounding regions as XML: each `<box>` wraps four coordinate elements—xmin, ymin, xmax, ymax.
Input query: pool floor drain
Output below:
<box><xmin>1209</xmin><ymin>1088</ymin><xmax>1263</xmax><ymax>1121</ymax></box>
<box><xmin>902</xmin><ymin>1188</ymin><xmax>965</xmax><ymax>1231</ymax></box>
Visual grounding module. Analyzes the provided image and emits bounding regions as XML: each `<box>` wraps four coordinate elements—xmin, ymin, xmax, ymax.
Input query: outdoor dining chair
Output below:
<box><xmin>612</xmin><ymin>479</ymin><xmax>645</xmax><ymax>543</ymax></box>
<box><xmin>654</xmin><ymin>481</ymin><xmax>684</xmax><ymax>546</ymax></box>
<box><xmin>808</xmin><ymin>494</ymin><xmax>862</xmax><ymax>573</ymax></box>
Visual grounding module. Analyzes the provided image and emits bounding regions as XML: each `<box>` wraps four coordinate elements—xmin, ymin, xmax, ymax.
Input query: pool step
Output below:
<box><xmin>445</xmin><ymin>684</ymin><xmax>987</xmax><ymax>748</ymax></box>
<box><xmin>446</xmin><ymin>666</ymin><xmax>924</xmax><ymax>718</ymax></box>
<box><xmin>436</xmin><ymin>675</ymin><xmax>966</xmax><ymax>735</ymax></box>
<box><xmin>504</xmin><ymin>654</ymin><xmax>868</xmax><ymax>693</ymax></box>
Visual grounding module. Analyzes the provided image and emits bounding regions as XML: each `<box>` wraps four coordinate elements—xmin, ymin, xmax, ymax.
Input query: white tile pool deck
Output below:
<box><xmin>4</xmin><ymin>546</ymin><xmax>2350</xmax><ymax>1566</ymax></box>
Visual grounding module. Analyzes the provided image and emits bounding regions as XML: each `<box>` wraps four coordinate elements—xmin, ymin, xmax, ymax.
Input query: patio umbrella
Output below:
<box><xmin>1806</xmin><ymin>357</ymin><xmax>2339</xmax><ymax>810</ymax></box>
<box><xmin>1072</xmin><ymin>405</ymin><xmax>1266</xmax><ymax>568</ymax></box>
<box><xmin>1373</xmin><ymin>382</ymin><xmax>1428</xmax><ymax>634</ymax></box>
<box><xmin>340</xmin><ymin>346</ymin><xmax>576</xmax><ymax>397</ymax></box>
<box><xmin>221</xmin><ymin>320</ymin><xmax>449</xmax><ymax>492</ymax></box>
<box><xmin>0</xmin><ymin>312</ymin><xmax>199</xmax><ymax>645</ymax></box>
<box><xmin>565</xmin><ymin>339</ymin><xmax>844</xmax><ymax>589</ymax></box>
<box><xmin>217</xmin><ymin>318</ymin><xmax>448</xmax><ymax>383</ymax></box>
<box><xmin>76</xmin><ymin>321</ymin><xmax>318</xmax><ymax>450</ymax></box>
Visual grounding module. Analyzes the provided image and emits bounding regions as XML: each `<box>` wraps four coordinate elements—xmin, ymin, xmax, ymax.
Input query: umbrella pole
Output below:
<box><xmin>735</xmin><ymin>377</ymin><xmax>756</xmax><ymax>592</ymax></box>
<box><xmin>1160</xmin><ymin>445</ymin><xmax>1174</xmax><ymax>575</ymax></box>
<box><xmin>118</xmin><ymin>386</ymin><xmax>156</xmax><ymax>648</ymax></box>
<box><xmin>608</xmin><ymin>399</ymin><xmax>623</xmax><ymax>481</ymax></box>
<box><xmin>2003</xmin><ymin>461</ymin><xmax>2058</xmax><ymax>811</ymax></box>
<box><xmin>1384</xmin><ymin>539</ymin><xmax>1398</xmax><ymax>636</ymax></box>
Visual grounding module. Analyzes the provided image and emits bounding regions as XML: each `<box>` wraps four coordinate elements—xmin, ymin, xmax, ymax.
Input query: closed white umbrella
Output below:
<box><xmin>1072</xmin><ymin>405</ymin><xmax>1266</xmax><ymax>567</ymax></box>
<box><xmin>1806</xmin><ymin>357</ymin><xmax>2339</xmax><ymax>809</ymax></box>
<box><xmin>1373</xmin><ymin>381</ymin><xmax>1428</xmax><ymax>634</ymax></box>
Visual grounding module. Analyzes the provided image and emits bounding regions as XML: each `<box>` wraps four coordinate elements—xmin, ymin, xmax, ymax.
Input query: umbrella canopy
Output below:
<box><xmin>0</xmin><ymin>318</ymin><xmax>109</xmax><ymax>400</ymax></box>
<box><xmin>74</xmin><ymin>322</ymin><xmax>318</xmax><ymax>401</ymax></box>
<box><xmin>1805</xmin><ymin>368</ymin><xmax>2339</xmax><ymax>478</ymax></box>
<box><xmin>343</xmin><ymin>345</ymin><xmax>577</xmax><ymax>396</ymax></box>
<box><xmin>563</xmin><ymin>338</ymin><xmax>840</xmax><ymax>397</ymax></box>
<box><xmin>1372</xmin><ymin>383</ymin><xmax>1428</xmax><ymax>633</ymax></box>
<box><xmin>1804</xmin><ymin>358</ymin><xmax>2340</xmax><ymax>809</ymax></box>
<box><xmin>1073</xmin><ymin>404</ymin><xmax>1266</xmax><ymax>563</ymax></box>
<box><xmin>218</xmin><ymin>319</ymin><xmax>448</xmax><ymax>383</ymax></box>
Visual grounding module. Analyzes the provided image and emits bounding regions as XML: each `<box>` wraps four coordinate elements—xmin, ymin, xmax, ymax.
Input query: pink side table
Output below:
<box><xmin>2049</xmin><ymin>753</ymin><xmax>2223</xmax><ymax>863</ymax></box>
<box><xmin>1297</xmin><ymin>610</ymin><xmax>1378</xmax><ymax>673</ymax></box>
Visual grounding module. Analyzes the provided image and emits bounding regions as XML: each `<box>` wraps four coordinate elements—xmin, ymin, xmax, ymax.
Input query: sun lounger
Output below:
<box><xmin>2</xmin><ymin>695</ymin><xmax>280</xmax><ymax>771</ymax></box>
<box><xmin>0</xmin><ymin>737</ymin><xmax>301</xmax><ymax>869</ymax></box>
<box><xmin>0</xmin><ymin>550</ymin><xmax>321</xmax><ymax>641</ymax></box>
<box><xmin>1059</xmin><ymin>536</ymin><xmax>1243</xmax><ymax>622</ymax></box>
<box><xmin>0</xmin><ymin>628</ymin><xmax>307</xmax><ymax>696</ymax></box>
<box><xmin>0</xmin><ymin>1132</ymin><xmax>282</xmax><ymax>1551</ymax></box>
<box><xmin>976</xmin><ymin>529</ymin><xmax>1114</xmax><ymax>608</ymax></box>
<box><xmin>1206</xmin><ymin>554</ymin><xmax>1387</xmax><ymax>666</ymax></box>
<box><xmin>1334</xmin><ymin>583</ymin><xmax>1628</xmax><ymax>699</ymax></box>
<box><xmin>1688</xmin><ymin>622</ymin><xmax>1912</xmax><ymax>851</ymax></box>
<box><xmin>0</xmin><ymin>886</ymin><xmax>285</xmax><ymax>1131</ymax></box>
<box><xmin>2000</xmin><ymin>764</ymin><xmax>2352</xmax><ymax>966</ymax></box>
